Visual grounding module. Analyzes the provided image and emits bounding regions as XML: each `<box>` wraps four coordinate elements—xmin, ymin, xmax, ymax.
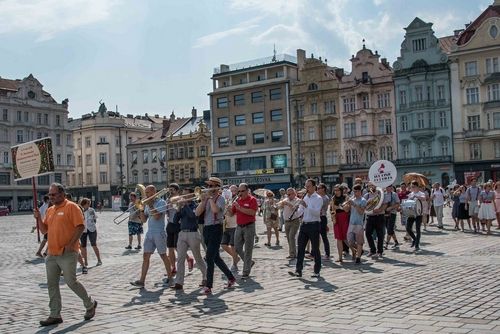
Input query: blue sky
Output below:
<box><xmin>0</xmin><ymin>0</ymin><xmax>492</xmax><ymax>119</ymax></box>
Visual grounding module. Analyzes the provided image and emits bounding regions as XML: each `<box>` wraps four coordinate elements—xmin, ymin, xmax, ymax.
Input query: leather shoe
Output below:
<box><xmin>171</xmin><ymin>283</ymin><xmax>183</xmax><ymax>290</ymax></box>
<box><xmin>40</xmin><ymin>317</ymin><xmax>63</xmax><ymax>326</ymax></box>
<box><xmin>84</xmin><ymin>300</ymin><xmax>97</xmax><ymax>320</ymax></box>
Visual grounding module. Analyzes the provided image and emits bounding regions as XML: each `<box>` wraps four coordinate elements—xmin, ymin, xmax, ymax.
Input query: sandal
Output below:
<box><xmin>82</xmin><ymin>266</ymin><xmax>88</xmax><ymax>274</ymax></box>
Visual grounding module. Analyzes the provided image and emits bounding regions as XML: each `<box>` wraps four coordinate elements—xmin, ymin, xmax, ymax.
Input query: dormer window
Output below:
<box><xmin>27</xmin><ymin>91</ymin><xmax>35</xmax><ymax>99</ymax></box>
<box><xmin>308</xmin><ymin>83</ymin><xmax>318</xmax><ymax>91</ymax></box>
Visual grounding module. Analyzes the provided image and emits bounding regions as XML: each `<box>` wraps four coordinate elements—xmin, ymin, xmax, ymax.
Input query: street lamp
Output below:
<box><xmin>292</xmin><ymin>98</ymin><xmax>303</xmax><ymax>188</ymax></box>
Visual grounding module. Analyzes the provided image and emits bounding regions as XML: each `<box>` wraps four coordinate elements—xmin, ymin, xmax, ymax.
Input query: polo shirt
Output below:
<box><xmin>233</xmin><ymin>195</ymin><xmax>258</xmax><ymax>226</ymax></box>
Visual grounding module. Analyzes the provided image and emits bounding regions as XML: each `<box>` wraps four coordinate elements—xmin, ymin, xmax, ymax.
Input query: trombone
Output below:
<box><xmin>113</xmin><ymin>186</ymin><xmax>170</xmax><ymax>225</ymax></box>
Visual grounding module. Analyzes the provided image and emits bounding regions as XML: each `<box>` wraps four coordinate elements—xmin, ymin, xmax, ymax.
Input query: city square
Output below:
<box><xmin>1</xmin><ymin>208</ymin><xmax>499</xmax><ymax>334</ymax></box>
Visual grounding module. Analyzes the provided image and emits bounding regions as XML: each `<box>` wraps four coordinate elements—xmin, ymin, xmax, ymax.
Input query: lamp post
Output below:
<box><xmin>292</xmin><ymin>98</ymin><xmax>303</xmax><ymax>188</ymax></box>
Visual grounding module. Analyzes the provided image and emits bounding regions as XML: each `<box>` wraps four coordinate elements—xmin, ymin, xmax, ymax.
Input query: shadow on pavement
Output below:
<box><xmin>123</xmin><ymin>286</ymin><xmax>166</xmax><ymax>307</ymax></box>
<box><xmin>121</xmin><ymin>250</ymin><xmax>141</xmax><ymax>256</ymax></box>
<box><xmin>238</xmin><ymin>277</ymin><xmax>264</xmax><ymax>293</ymax></box>
<box><xmin>25</xmin><ymin>258</ymin><xmax>45</xmax><ymax>265</ymax></box>
<box><xmin>34</xmin><ymin>320</ymin><xmax>87</xmax><ymax>334</ymax></box>
<box><xmin>301</xmin><ymin>276</ymin><xmax>337</xmax><ymax>292</ymax></box>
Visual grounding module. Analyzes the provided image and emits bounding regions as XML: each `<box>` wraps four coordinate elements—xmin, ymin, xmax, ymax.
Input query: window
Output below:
<box><xmin>217</xmin><ymin>97</ymin><xmax>228</xmax><ymax>108</ymax></box>
<box><xmin>467</xmin><ymin>115</ymin><xmax>480</xmax><ymax>130</ymax></box>
<box><xmin>297</xmin><ymin>127</ymin><xmax>304</xmax><ymax>141</ymax></box>
<box><xmin>217</xmin><ymin>159</ymin><xmax>231</xmax><ymax>173</ymax></box>
<box><xmin>3</xmin><ymin>152</ymin><xmax>8</xmax><ymax>163</ymax></box>
<box><xmin>152</xmin><ymin>169</ymin><xmax>158</xmax><ymax>183</ymax></box>
<box><xmin>494</xmin><ymin>113</ymin><xmax>500</xmax><ymax>129</ymax></box>
<box><xmin>55</xmin><ymin>115</ymin><xmax>60</xmax><ymax>126</ymax></box>
<box><xmin>218</xmin><ymin>117</ymin><xmax>228</xmax><ymax>128</ymax></box>
<box><xmin>377</xmin><ymin>93</ymin><xmax>390</xmax><ymax>108</ymax></box>
<box><xmin>16</xmin><ymin>111</ymin><xmax>21</xmax><ymax>122</ymax></box>
<box><xmin>310</xmin><ymin>103</ymin><xmax>318</xmax><ymax>114</ymax></box>
<box><xmin>378</xmin><ymin>119</ymin><xmax>392</xmax><ymax>134</ymax></box>
<box><xmin>269</xmin><ymin>88</ymin><xmax>281</xmax><ymax>100</ymax></box>
<box><xmin>362</xmin><ymin>71</ymin><xmax>369</xmax><ymax>83</ymax></box>
<box><xmin>402</xmin><ymin>143</ymin><xmax>410</xmax><ymax>159</ymax></box>
<box><xmin>439</xmin><ymin>111</ymin><xmax>447</xmax><ymax>127</ymax></box>
<box><xmin>324</xmin><ymin>101</ymin><xmax>336</xmax><ymax>114</ymax></box>
<box><xmin>143</xmin><ymin>170</ymin><xmax>149</xmax><ymax>183</ymax></box>
<box><xmin>235</xmin><ymin>156</ymin><xmax>266</xmax><ymax>170</ymax></box>
<box><xmin>85</xmin><ymin>154</ymin><xmax>91</xmax><ymax>166</ymax></box>
<box><xmin>343</xmin><ymin>97</ymin><xmax>355</xmax><ymax>112</ymax></box>
<box><xmin>298</xmin><ymin>104</ymin><xmax>304</xmax><ymax>118</ymax></box>
<box><xmin>437</xmin><ymin>85</ymin><xmax>445</xmax><ymax>100</ymax></box>
<box><xmin>252</xmin><ymin>112</ymin><xmax>264</xmax><ymax>124</ymax></box>
<box><xmin>251</xmin><ymin>91</ymin><xmax>263</xmax><ymax>103</ymax></box>
<box><xmin>99</xmin><ymin>136</ymin><xmax>107</xmax><ymax>144</ymax></box>
<box><xmin>495</xmin><ymin>142</ymin><xmax>500</xmax><ymax>158</ymax></box>
<box><xmin>271</xmin><ymin>130</ymin><xmax>283</xmax><ymax>142</ymax></box>
<box><xmin>253</xmin><ymin>133</ymin><xmax>264</xmax><ymax>144</ymax></box>
<box><xmin>234</xmin><ymin>94</ymin><xmax>245</xmax><ymax>106</ymax></box>
<box><xmin>67</xmin><ymin>154</ymin><xmax>72</xmax><ymax>166</ymax></box>
<box><xmin>44</xmin><ymin>114</ymin><xmax>49</xmax><ymax>125</ymax></box>
<box><xmin>66</xmin><ymin>134</ymin><xmax>72</xmax><ymax>145</ymax></box>
<box><xmin>308</xmin><ymin>83</ymin><xmax>318</xmax><ymax>91</ymax></box>
<box><xmin>361</xmin><ymin>121</ymin><xmax>368</xmax><ymax>135</ymax></box>
<box><xmin>401</xmin><ymin>116</ymin><xmax>408</xmax><ymax>131</ymax></box>
<box><xmin>399</xmin><ymin>90</ymin><xmax>407</xmax><ymax>105</ymax></box>
<box><xmin>142</xmin><ymin>151</ymin><xmax>148</xmax><ymax>163</ymax></box>
<box><xmin>362</xmin><ymin>95</ymin><xmax>370</xmax><ymax>109</ymax></box>
<box><xmin>469</xmin><ymin>143</ymin><xmax>481</xmax><ymax>160</ymax></box>
<box><xmin>160</xmin><ymin>149</ymin><xmax>166</xmax><ymax>162</ymax></box>
<box><xmin>131</xmin><ymin>151</ymin><xmax>138</xmax><ymax>165</ymax></box>
<box><xmin>86</xmin><ymin>173</ymin><xmax>92</xmax><ymax>185</ymax></box>
<box><xmin>427</xmin><ymin>85</ymin><xmax>432</xmax><ymax>101</ymax></box>
<box><xmin>178</xmin><ymin>147</ymin><xmax>184</xmax><ymax>159</ymax></box>
<box><xmin>441</xmin><ymin>140</ymin><xmax>449</xmax><ymax>156</ymax></box>
<box><xmin>308</xmin><ymin>126</ymin><xmax>316</xmax><ymax>140</ymax></box>
<box><xmin>85</xmin><ymin>137</ymin><xmax>91</xmax><ymax>147</ymax></box>
<box><xmin>379</xmin><ymin>146</ymin><xmax>393</xmax><ymax>160</ymax></box>
<box><xmin>417</xmin><ymin>143</ymin><xmax>432</xmax><ymax>158</ymax></box>
<box><xmin>37</xmin><ymin>113</ymin><xmax>42</xmax><ymax>125</ymax></box>
<box><xmin>54</xmin><ymin>173</ymin><xmax>62</xmax><ymax>183</ymax></box>
<box><xmin>325</xmin><ymin>151</ymin><xmax>338</xmax><ymax>165</ymax></box>
<box><xmin>218</xmin><ymin>137</ymin><xmax>229</xmax><ymax>148</ymax></box>
<box><xmin>270</xmin><ymin>109</ymin><xmax>282</xmax><ymax>121</ymax></box>
<box><xmin>465</xmin><ymin>61</ymin><xmax>478</xmax><ymax>76</ymax></box>
<box><xmin>417</xmin><ymin>113</ymin><xmax>425</xmax><ymax>129</ymax></box>
<box><xmin>0</xmin><ymin>172</ymin><xmax>10</xmax><ymax>185</ymax></box>
<box><xmin>99</xmin><ymin>172</ymin><xmax>108</xmax><ymax>184</ymax></box>
<box><xmin>345</xmin><ymin>149</ymin><xmax>358</xmax><ymax>164</ymax></box>
<box><xmin>234</xmin><ymin>115</ymin><xmax>245</xmax><ymax>126</ymax></box>
<box><xmin>152</xmin><ymin>150</ymin><xmax>158</xmax><ymax>162</ymax></box>
<box><xmin>415</xmin><ymin>86</ymin><xmax>423</xmax><ymax>101</ymax></box>
<box><xmin>16</xmin><ymin>130</ymin><xmax>23</xmax><ymax>143</ymax></box>
<box><xmin>188</xmin><ymin>147</ymin><xmax>194</xmax><ymax>159</ymax></box>
<box><xmin>344</xmin><ymin>123</ymin><xmax>356</xmax><ymax>138</ymax></box>
<box><xmin>55</xmin><ymin>134</ymin><xmax>61</xmax><ymax>146</ymax></box>
<box><xmin>161</xmin><ymin>169</ymin><xmax>167</xmax><ymax>182</ymax></box>
<box><xmin>486</xmin><ymin>57</ymin><xmax>499</xmax><ymax>74</ymax></box>
<box><xmin>2</xmin><ymin>109</ymin><xmax>8</xmax><ymax>121</ymax></box>
<box><xmin>271</xmin><ymin>154</ymin><xmax>287</xmax><ymax>168</ymax></box>
<box><xmin>310</xmin><ymin>152</ymin><xmax>316</xmax><ymax>167</ymax></box>
<box><xmin>488</xmin><ymin>84</ymin><xmax>500</xmax><ymax>101</ymax></box>
<box><xmin>199</xmin><ymin>146</ymin><xmax>207</xmax><ymax>157</ymax></box>
<box><xmin>324</xmin><ymin>125</ymin><xmax>337</xmax><ymax>139</ymax></box>
<box><xmin>412</xmin><ymin>38</ymin><xmax>426</xmax><ymax>51</ymax></box>
<box><xmin>36</xmin><ymin>132</ymin><xmax>42</xmax><ymax>139</ymax></box>
<box><xmin>235</xmin><ymin>135</ymin><xmax>246</xmax><ymax>146</ymax></box>
<box><xmin>24</xmin><ymin>111</ymin><xmax>29</xmax><ymax>122</ymax></box>
<box><xmin>99</xmin><ymin>153</ymin><xmax>107</xmax><ymax>164</ymax></box>
<box><xmin>466</xmin><ymin>87</ymin><xmax>479</xmax><ymax>104</ymax></box>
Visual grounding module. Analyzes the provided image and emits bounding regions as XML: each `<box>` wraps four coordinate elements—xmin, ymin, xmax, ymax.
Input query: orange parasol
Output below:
<box><xmin>403</xmin><ymin>173</ymin><xmax>429</xmax><ymax>187</ymax></box>
<box><xmin>253</xmin><ymin>188</ymin><xmax>272</xmax><ymax>197</ymax></box>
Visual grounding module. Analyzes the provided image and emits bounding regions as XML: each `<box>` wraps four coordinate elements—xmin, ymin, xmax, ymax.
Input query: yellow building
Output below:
<box><xmin>450</xmin><ymin>0</ymin><xmax>500</xmax><ymax>183</ymax></box>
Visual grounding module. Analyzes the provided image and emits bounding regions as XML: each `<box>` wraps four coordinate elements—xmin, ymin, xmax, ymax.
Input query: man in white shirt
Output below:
<box><xmin>289</xmin><ymin>179</ymin><xmax>323</xmax><ymax>278</ymax></box>
<box><xmin>431</xmin><ymin>182</ymin><xmax>446</xmax><ymax>229</ymax></box>
<box><xmin>279</xmin><ymin>188</ymin><xmax>303</xmax><ymax>259</ymax></box>
<box><xmin>407</xmin><ymin>182</ymin><xmax>427</xmax><ymax>251</ymax></box>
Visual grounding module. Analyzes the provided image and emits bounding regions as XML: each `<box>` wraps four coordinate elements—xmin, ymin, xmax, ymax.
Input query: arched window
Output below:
<box><xmin>308</xmin><ymin>83</ymin><xmax>318</xmax><ymax>91</ymax></box>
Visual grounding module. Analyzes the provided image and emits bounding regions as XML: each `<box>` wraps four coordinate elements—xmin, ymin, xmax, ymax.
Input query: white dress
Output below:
<box><xmin>478</xmin><ymin>191</ymin><xmax>496</xmax><ymax>220</ymax></box>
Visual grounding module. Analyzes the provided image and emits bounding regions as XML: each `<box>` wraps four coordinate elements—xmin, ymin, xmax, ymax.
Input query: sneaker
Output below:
<box><xmin>187</xmin><ymin>258</ymin><xmax>194</xmax><ymax>272</ymax></box>
<box><xmin>264</xmin><ymin>243</ymin><xmax>271</xmax><ymax>247</ymax></box>
<box><xmin>130</xmin><ymin>280</ymin><xmax>144</xmax><ymax>287</ymax></box>
<box><xmin>377</xmin><ymin>253</ymin><xmax>384</xmax><ymax>259</ymax></box>
<box><xmin>391</xmin><ymin>243</ymin><xmax>400</xmax><ymax>249</ymax></box>
<box><xmin>311</xmin><ymin>273</ymin><xmax>320</xmax><ymax>278</ymax></box>
<box><xmin>96</xmin><ymin>261</ymin><xmax>102</xmax><ymax>266</ymax></box>
<box><xmin>286</xmin><ymin>255</ymin><xmax>296</xmax><ymax>259</ymax></box>
<box><xmin>82</xmin><ymin>266</ymin><xmax>88</xmax><ymax>274</ymax></box>
<box><xmin>135</xmin><ymin>245</ymin><xmax>142</xmax><ymax>250</ymax></box>
<box><xmin>162</xmin><ymin>277</ymin><xmax>174</xmax><ymax>287</ymax></box>
<box><xmin>170</xmin><ymin>283</ymin><xmax>183</xmax><ymax>290</ymax></box>
<box><xmin>39</xmin><ymin>316</ymin><xmax>63</xmax><ymax>326</ymax></box>
<box><xmin>125</xmin><ymin>245</ymin><xmax>132</xmax><ymax>250</ymax></box>
<box><xmin>225</xmin><ymin>278</ymin><xmax>236</xmax><ymax>289</ymax></box>
<box><xmin>367</xmin><ymin>252</ymin><xmax>375</xmax><ymax>257</ymax></box>
<box><xmin>84</xmin><ymin>300</ymin><xmax>97</xmax><ymax>320</ymax></box>
<box><xmin>202</xmin><ymin>287</ymin><xmax>212</xmax><ymax>295</ymax></box>
<box><xmin>355</xmin><ymin>257</ymin><xmax>361</xmax><ymax>264</ymax></box>
<box><xmin>322</xmin><ymin>255</ymin><xmax>330</xmax><ymax>261</ymax></box>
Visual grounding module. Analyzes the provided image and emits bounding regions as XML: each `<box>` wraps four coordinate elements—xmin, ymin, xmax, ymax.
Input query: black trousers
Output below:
<box><xmin>203</xmin><ymin>224</ymin><xmax>234</xmax><ymax>288</ymax></box>
<box><xmin>365</xmin><ymin>214</ymin><xmax>385</xmax><ymax>254</ymax></box>
<box><xmin>406</xmin><ymin>216</ymin><xmax>422</xmax><ymax>248</ymax></box>
<box><xmin>296</xmin><ymin>222</ymin><xmax>321</xmax><ymax>274</ymax></box>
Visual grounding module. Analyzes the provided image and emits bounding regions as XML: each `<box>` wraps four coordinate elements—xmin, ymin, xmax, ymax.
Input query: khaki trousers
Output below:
<box><xmin>285</xmin><ymin>218</ymin><xmax>301</xmax><ymax>257</ymax></box>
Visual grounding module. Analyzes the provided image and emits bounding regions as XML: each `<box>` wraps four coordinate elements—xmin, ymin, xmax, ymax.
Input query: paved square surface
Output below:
<box><xmin>1</xmin><ymin>208</ymin><xmax>499</xmax><ymax>333</ymax></box>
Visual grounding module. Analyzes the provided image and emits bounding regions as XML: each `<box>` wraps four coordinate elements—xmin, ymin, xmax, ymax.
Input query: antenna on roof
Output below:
<box><xmin>362</xmin><ymin>38</ymin><xmax>366</xmax><ymax>49</ymax></box>
<box><xmin>272</xmin><ymin>44</ymin><xmax>277</xmax><ymax>62</ymax></box>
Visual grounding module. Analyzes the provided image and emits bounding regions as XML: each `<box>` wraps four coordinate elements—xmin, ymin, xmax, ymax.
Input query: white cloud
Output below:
<box><xmin>193</xmin><ymin>19</ymin><xmax>260</xmax><ymax>48</ymax></box>
<box><xmin>0</xmin><ymin>0</ymin><xmax>118</xmax><ymax>41</ymax></box>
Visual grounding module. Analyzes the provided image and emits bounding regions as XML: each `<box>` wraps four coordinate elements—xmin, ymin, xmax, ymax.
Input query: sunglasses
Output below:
<box><xmin>48</xmin><ymin>192</ymin><xmax>61</xmax><ymax>196</ymax></box>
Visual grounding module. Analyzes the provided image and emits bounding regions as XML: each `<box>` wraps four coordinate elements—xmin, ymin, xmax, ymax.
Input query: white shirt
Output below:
<box><xmin>281</xmin><ymin>197</ymin><xmax>303</xmax><ymax>221</ymax></box>
<box><xmin>432</xmin><ymin>188</ymin><xmax>445</xmax><ymax>206</ymax></box>
<box><xmin>301</xmin><ymin>192</ymin><xmax>323</xmax><ymax>223</ymax></box>
<box><xmin>40</xmin><ymin>202</ymin><xmax>49</xmax><ymax>220</ymax></box>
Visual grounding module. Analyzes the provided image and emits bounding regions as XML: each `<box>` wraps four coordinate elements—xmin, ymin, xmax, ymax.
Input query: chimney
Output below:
<box><xmin>381</xmin><ymin>58</ymin><xmax>388</xmax><ymax>66</ymax></box>
<box><xmin>170</xmin><ymin>111</ymin><xmax>175</xmax><ymax>122</ymax></box>
<box><xmin>297</xmin><ymin>49</ymin><xmax>306</xmax><ymax>70</ymax></box>
<box><xmin>161</xmin><ymin>119</ymin><xmax>171</xmax><ymax>139</ymax></box>
<box><xmin>191</xmin><ymin>106</ymin><xmax>197</xmax><ymax>118</ymax></box>
<box><xmin>454</xmin><ymin>29</ymin><xmax>464</xmax><ymax>37</ymax></box>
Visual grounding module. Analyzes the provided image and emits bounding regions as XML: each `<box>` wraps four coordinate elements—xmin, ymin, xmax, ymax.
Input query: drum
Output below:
<box><xmin>401</xmin><ymin>199</ymin><xmax>423</xmax><ymax>218</ymax></box>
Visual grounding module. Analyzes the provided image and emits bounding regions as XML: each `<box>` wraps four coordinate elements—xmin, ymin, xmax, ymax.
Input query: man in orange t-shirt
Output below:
<box><xmin>34</xmin><ymin>183</ymin><xmax>97</xmax><ymax>327</ymax></box>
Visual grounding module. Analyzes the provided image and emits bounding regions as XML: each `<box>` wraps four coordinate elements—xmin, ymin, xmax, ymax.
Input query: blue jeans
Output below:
<box><xmin>203</xmin><ymin>224</ymin><xmax>234</xmax><ymax>288</ymax></box>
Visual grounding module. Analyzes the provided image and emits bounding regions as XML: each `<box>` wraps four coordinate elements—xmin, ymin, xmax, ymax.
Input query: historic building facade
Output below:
<box><xmin>67</xmin><ymin>104</ymin><xmax>156</xmax><ymax>208</ymax></box>
<box><xmin>290</xmin><ymin>49</ymin><xmax>343</xmax><ymax>187</ymax></box>
<box><xmin>450</xmin><ymin>0</ymin><xmax>500</xmax><ymax>183</ymax></box>
<box><xmin>0</xmin><ymin>74</ymin><xmax>73</xmax><ymax>212</ymax></box>
<box><xmin>393</xmin><ymin>18</ymin><xmax>454</xmax><ymax>186</ymax></box>
<box><xmin>338</xmin><ymin>45</ymin><xmax>396</xmax><ymax>185</ymax></box>
<box><xmin>209</xmin><ymin>54</ymin><xmax>298</xmax><ymax>190</ymax></box>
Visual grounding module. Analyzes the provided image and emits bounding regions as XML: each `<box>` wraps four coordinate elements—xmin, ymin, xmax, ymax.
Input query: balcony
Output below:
<box><xmin>409</xmin><ymin>101</ymin><xmax>434</xmax><ymax>109</ymax></box>
<box><xmin>483</xmin><ymin>100</ymin><xmax>500</xmax><ymax>111</ymax></box>
<box><xmin>396</xmin><ymin>156</ymin><xmax>453</xmax><ymax>166</ymax></box>
<box><xmin>463</xmin><ymin>129</ymin><xmax>485</xmax><ymax>138</ymax></box>
<box><xmin>346</xmin><ymin>134</ymin><xmax>377</xmax><ymax>143</ymax></box>
<box><xmin>410</xmin><ymin>128</ymin><xmax>436</xmax><ymax>139</ymax></box>
<box><xmin>340</xmin><ymin>162</ymin><xmax>372</xmax><ymax>170</ymax></box>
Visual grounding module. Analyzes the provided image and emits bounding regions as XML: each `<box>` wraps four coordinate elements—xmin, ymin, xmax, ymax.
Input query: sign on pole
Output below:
<box><xmin>368</xmin><ymin>160</ymin><xmax>398</xmax><ymax>188</ymax></box>
<box><xmin>11</xmin><ymin>137</ymin><xmax>54</xmax><ymax>181</ymax></box>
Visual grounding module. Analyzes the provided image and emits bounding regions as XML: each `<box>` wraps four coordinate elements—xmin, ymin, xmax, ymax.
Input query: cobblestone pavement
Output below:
<box><xmin>1</xmin><ymin>207</ymin><xmax>499</xmax><ymax>333</ymax></box>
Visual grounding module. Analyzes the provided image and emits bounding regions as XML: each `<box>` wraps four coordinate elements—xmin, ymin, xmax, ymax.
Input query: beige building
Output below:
<box><xmin>209</xmin><ymin>54</ymin><xmax>298</xmax><ymax>190</ymax></box>
<box><xmin>450</xmin><ymin>0</ymin><xmax>500</xmax><ymax>183</ymax></box>
<box><xmin>290</xmin><ymin>49</ymin><xmax>343</xmax><ymax>187</ymax></box>
<box><xmin>67</xmin><ymin>104</ymin><xmax>157</xmax><ymax>208</ymax></box>
<box><xmin>0</xmin><ymin>74</ymin><xmax>73</xmax><ymax>212</ymax></box>
<box><xmin>339</xmin><ymin>45</ymin><xmax>396</xmax><ymax>185</ymax></box>
<box><xmin>127</xmin><ymin>108</ymin><xmax>211</xmax><ymax>189</ymax></box>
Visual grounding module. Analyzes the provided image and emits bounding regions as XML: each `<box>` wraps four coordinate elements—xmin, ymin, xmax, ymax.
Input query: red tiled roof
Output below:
<box><xmin>439</xmin><ymin>35</ymin><xmax>457</xmax><ymax>54</ymax></box>
<box><xmin>456</xmin><ymin>3</ymin><xmax>500</xmax><ymax>45</ymax></box>
<box><xmin>130</xmin><ymin>117</ymin><xmax>189</xmax><ymax>145</ymax></box>
<box><xmin>0</xmin><ymin>78</ymin><xmax>19</xmax><ymax>91</ymax></box>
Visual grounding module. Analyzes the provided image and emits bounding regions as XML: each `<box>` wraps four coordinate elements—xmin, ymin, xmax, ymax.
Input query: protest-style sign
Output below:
<box><xmin>11</xmin><ymin>138</ymin><xmax>54</xmax><ymax>181</ymax></box>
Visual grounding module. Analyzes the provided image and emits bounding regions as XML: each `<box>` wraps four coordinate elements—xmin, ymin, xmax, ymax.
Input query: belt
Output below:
<box><xmin>238</xmin><ymin>222</ymin><xmax>255</xmax><ymax>227</ymax></box>
<box><xmin>302</xmin><ymin>221</ymin><xmax>319</xmax><ymax>224</ymax></box>
<box><xmin>180</xmin><ymin>229</ymin><xmax>198</xmax><ymax>232</ymax></box>
<box><xmin>483</xmin><ymin>201</ymin><xmax>492</xmax><ymax>204</ymax></box>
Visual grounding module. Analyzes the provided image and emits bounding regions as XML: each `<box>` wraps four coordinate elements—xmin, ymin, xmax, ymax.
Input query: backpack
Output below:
<box><xmin>401</xmin><ymin>199</ymin><xmax>423</xmax><ymax>218</ymax></box>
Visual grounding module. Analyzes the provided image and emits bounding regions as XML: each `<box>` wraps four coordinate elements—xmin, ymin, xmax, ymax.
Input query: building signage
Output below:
<box><xmin>11</xmin><ymin>137</ymin><xmax>54</xmax><ymax>181</ymax></box>
<box><xmin>255</xmin><ymin>168</ymin><xmax>275</xmax><ymax>175</ymax></box>
<box><xmin>223</xmin><ymin>174</ymin><xmax>290</xmax><ymax>185</ymax></box>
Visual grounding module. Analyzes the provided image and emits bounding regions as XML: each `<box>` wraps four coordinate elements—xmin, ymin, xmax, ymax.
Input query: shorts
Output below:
<box><xmin>264</xmin><ymin>219</ymin><xmax>279</xmax><ymax>229</ymax></box>
<box><xmin>347</xmin><ymin>224</ymin><xmax>364</xmax><ymax>246</ymax></box>
<box><xmin>128</xmin><ymin>221</ymin><xmax>143</xmax><ymax>236</ymax></box>
<box><xmin>80</xmin><ymin>231</ymin><xmax>97</xmax><ymax>247</ymax></box>
<box><xmin>143</xmin><ymin>232</ymin><xmax>167</xmax><ymax>254</ymax></box>
<box><xmin>468</xmin><ymin>202</ymin><xmax>479</xmax><ymax>217</ymax></box>
<box><xmin>166</xmin><ymin>223</ymin><xmax>180</xmax><ymax>248</ymax></box>
<box><xmin>221</xmin><ymin>227</ymin><xmax>236</xmax><ymax>246</ymax></box>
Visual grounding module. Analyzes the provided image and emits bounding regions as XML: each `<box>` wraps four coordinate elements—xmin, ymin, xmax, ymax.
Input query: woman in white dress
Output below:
<box><xmin>478</xmin><ymin>183</ymin><xmax>496</xmax><ymax>235</ymax></box>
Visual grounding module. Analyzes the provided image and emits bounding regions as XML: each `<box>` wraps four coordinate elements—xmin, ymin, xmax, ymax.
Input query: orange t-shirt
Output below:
<box><xmin>43</xmin><ymin>199</ymin><xmax>84</xmax><ymax>256</ymax></box>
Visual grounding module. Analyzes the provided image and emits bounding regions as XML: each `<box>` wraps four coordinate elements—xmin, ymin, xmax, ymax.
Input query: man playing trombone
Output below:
<box><xmin>130</xmin><ymin>185</ymin><xmax>174</xmax><ymax>288</ymax></box>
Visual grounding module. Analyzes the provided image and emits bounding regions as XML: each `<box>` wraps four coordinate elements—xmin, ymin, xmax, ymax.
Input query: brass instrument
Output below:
<box><xmin>113</xmin><ymin>185</ymin><xmax>170</xmax><ymax>225</ymax></box>
<box><xmin>170</xmin><ymin>186</ymin><xmax>202</xmax><ymax>205</ymax></box>
<box><xmin>340</xmin><ymin>195</ymin><xmax>356</xmax><ymax>210</ymax></box>
<box><xmin>365</xmin><ymin>187</ymin><xmax>385</xmax><ymax>214</ymax></box>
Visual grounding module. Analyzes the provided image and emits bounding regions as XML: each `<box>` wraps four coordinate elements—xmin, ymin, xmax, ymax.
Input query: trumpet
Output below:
<box><xmin>169</xmin><ymin>186</ymin><xmax>203</xmax><ymax>205</ymax></box>
<box><xmin>340</xmin><ymin>195</ymin><xmax>355</xmax><ymax>209</ymax></box>
<box><xmin>113</xmin><ymin>186</ymin><xmax>170</xmax><ymax>225</ymax></box>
